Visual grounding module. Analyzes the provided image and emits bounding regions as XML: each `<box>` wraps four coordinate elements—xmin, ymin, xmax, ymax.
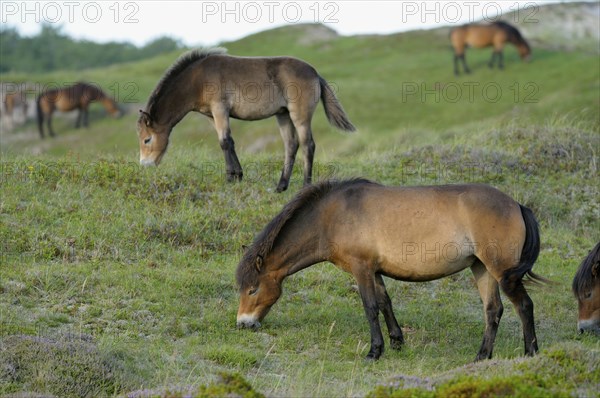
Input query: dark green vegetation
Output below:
<box><xmin>0</xmin><ymin>25</ymin><xmax>182</xmax><ymax>73</ymax></box>
<box><xmin>1</xmin><ymin>4</ymin><xmax>599</xmax><ymax>397</ymax></box>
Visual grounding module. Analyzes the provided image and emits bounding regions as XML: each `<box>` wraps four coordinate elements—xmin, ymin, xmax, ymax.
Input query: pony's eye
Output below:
<box><xmin>584</xmin><ymin>291</ymin><xmax>593</xmax><ymax>300</ymax></box>
<box><xmin>144</xmin><ymin>137</ymin><xmax>152</xmax><ymax>145</ymax></box>
<box><xmin>248</xmin><ymin>287</ymin><xmax>258</xmax><ymax>296</ymax></box>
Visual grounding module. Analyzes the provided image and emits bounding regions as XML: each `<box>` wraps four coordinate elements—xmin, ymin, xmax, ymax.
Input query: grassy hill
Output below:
<box><xmin>1</xmin><ymin>3</ymin><xmax>599</xmax><ymax>397</ymax></box>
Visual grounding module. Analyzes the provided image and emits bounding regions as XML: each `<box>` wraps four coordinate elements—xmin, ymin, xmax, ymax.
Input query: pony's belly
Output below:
<box><xmin>55</xmin><ymin>97</ymin><xmax>76</xmax><ymax>111</ymax></box>
<box><xmin>380</xmin><ymin>255</ymin><xmax>476</xmax><ymax>282</ymax></box>
<box><xmin>376</xmin><ymin>235</ymin><xmax>477</xmax><ymax>281</ymax></box>
<box><xmin>230</xmin><ymin>106</ymin><xmax>286</xmax><ymax>121</ymax></box>
<box><xmin>228</xmin><ymin>95</ymin><xmax>287</xmax><ymax>121</ymax></box>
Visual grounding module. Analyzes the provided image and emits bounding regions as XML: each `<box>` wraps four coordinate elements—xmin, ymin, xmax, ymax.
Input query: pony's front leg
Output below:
<box><xmin>47</xmin><ymin>116</ymin><xmax>56</xmax><ymax>137</ymax></box>
<box><xmin>356</xmin><ymin>270</ymin><xmax>385</xmax><ymax>360</ymax></box>
<box><xmin>211</xmin><ymin>110</ymin><xmax>243</xmax><ymax>182</ymax></box>
<box><xmin>75</xmin><ymin>109</ymin><xmax>82</xmax><ymax>128</ymax></box>
<box><xmin>82</xmin><ymin>107</ymin><xmax>89</xmax><ymax>127</ymax></box>
<box><xmin>374</xmin><ymin>274</ymin><xmax>404</xmax><ymax>350</ymax></box>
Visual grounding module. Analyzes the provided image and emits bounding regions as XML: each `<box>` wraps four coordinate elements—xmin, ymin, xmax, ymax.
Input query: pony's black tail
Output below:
<box><xmin>319</xmin><ymin>76</ymin><xmax>356</xmax><ymax>133</ymax></box>
<box><xmin>36</xmin><ymin>95</ymin><xmax>44</xmax><ymax>137</ymax></box>
<box><xmin>503</xmin><ymin>205</ymin><xmax>549</xmax><ymax>285</ymax></box>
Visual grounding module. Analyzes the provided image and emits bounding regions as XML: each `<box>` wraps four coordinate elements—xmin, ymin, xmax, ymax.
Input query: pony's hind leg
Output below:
<box><xmin>461</xmin><ymin>55</ymin><xmax>471</xmax><ymax>74</ymax></box>
<box><xmin>374</xmin><ymin>274</ymin><xmax>404</xmax><ymax>350</ymax></box>
<box><xmin>488</xmin><ymin>52</ymin><xmax>497</xmax><ymax>68</ymax></box>
<box><xmin>290</xmin><ymin>119</ymin><xmax>315</xmax><ymax>187</ymax></box>
<box><xmin>471</xmin><ymin>261</ymin><xmax>503</xmax><ymax>361</ymax></box>
<box><xmin>500</xmin><ymin>273</ymin><xmax>538</xmax><ymax>356</ymax></box>
<box><xmin>275</xmin><ymin>112</ymin><xmax>299</xmax><ymax>193</ymax></box>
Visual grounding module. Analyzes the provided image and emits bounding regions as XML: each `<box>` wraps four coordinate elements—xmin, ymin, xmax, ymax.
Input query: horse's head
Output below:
<box><xmin>236</xmin><ymin>253</ymin><xmax>284</xmax><ymax>330</ymax></box>
<box><xmin>518</xmin><ymin>42</ymin><xmax>532</xmax><ymax>62</ymax></box>
<box><xmin>99</xmin><ymin>94</ymin><xmax>122</xmax><ymax>118</ymax></box>
<box><xmin>137</xmin><ymin>110</ymin><xmax>170</xmax><ymax>166</ymax></box>
<box><xmin>575</xmin><ymin>260</ymin><xmax>600</xmax><ymax>335</ymax></box>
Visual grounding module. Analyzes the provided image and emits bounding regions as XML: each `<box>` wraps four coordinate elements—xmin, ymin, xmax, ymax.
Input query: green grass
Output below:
<box><xmin>1</xmin><ymin>20</ymin><xmax>599</xmax><ymax>398</ymax></box>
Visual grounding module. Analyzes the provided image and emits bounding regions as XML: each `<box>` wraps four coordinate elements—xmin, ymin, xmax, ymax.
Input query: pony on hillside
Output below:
<box><xmin>36</xmin><ymin>82</ymin><xmax>121</xmax><ymax>138</ymax></box>
<box><xmin>137</xmin><ymin>48</ymin><xmax>355</xmax><ymax>192</ymax></box>
<box><xmin>450</xmin><ymin>21</ymin><xmax>531</xmax><ymax>75</ymax></box>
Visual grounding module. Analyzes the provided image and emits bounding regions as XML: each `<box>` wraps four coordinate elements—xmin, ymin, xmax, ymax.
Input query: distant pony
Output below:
<box><xmin>450</xmin><ymin>21</ymin><xmax>531</xmax><ymax>75</ymax></box>
<box><xmin>36</xmin><ymin>82</ymin><xmax>121</xmax><ymax>138</ymax></box>
<box><xmin>2</xmin><ymin>89</ymin><xmax>29</xmax><ymax>130</ymax></box>
<box><xmin>573</xmin><ymin>241</ymin><xmax>600</xmax><ymax>335</ymax></box>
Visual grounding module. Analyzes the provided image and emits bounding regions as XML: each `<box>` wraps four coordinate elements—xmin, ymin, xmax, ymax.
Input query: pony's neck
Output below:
<box><xmin>268</xmin><ymin>205</ymin><xmax>332</xmax><ymax>278</ymax></box>
<box><xmin>150</xmin><ymin>68</ymin><xmax>198</xmax><ymax>129</ymax></box>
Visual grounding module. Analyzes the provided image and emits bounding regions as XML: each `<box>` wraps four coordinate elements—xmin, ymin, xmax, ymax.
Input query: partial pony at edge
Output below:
<box><xmin>36</xmin><ymin>95</ymin><xmax>43</xmax><ymax>136</ymax></box>
<box><xmin>503</xmin><ymin>204</ymin><xmax>550</xmax><ymax>285</ymax></box>
<box><xmin>318</xmin><ymin>76</ymin><xmax>356</xmax><ymax>133</ymax></box>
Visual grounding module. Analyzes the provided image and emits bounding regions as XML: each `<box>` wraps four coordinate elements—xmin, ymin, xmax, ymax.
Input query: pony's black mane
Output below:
<box><xmin>145</xmin><ymin>48</ymin><xmax>227</xmax><ymax>117</ymax></box>
<box><xmin>236</xmin><ymin>178</ymin><xmax>376</xmax><ymax>287</ymax></box>
<box><xmin>492</xmin><ymin>21</ymin><xmax>529</xmax><ymax>48</ymax></box>
<box><xmin>573</xmin><ymin>241</ymin><xmax>600</xmax><ymax>300</ymax></box>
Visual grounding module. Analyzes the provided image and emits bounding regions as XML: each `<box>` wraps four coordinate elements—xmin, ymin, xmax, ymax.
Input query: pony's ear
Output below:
<box><xmin>255</xmin><ymin>255</ymin><xmax>263</xmax><ymax>273</ymax></box>
<box><xmin>592</xmin><ymin>261</ymin><xmax>600</xmax><ymax>278</ymax></box>
<box><xmin>138</xmin><ymin>110</ymin><xmax>152</xmax><ymax>127</ymax></box>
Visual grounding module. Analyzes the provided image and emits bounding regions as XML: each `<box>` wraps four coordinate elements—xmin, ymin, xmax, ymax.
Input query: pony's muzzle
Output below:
<box><xmin>237</xmin><ymin>314</ymin><xmax>261</xmax><ymax>330</ymax></box>
<box><xmin>140</xmin><ymin>158</ymin><xmax>157</xmax><ymax>167</ymax></box>
<box><xmin>578</xmin><ymin>319</ymin><xmax>600</xmax><ymax>335</ymax></box>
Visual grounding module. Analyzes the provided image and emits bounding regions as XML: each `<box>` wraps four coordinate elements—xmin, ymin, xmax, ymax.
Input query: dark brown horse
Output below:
<box><xmin>450</xmin><ymin>21</ymin><xmax>531</xmax><ymax>75</ymax></box>
<box><xmin>137</xmin><ymin>48</ymin><xmax>355</xmax><ymax>192</ymax></box>
<box><xmin>573</xmin><ymin>241</ymin><xmax>600</xmax><ymax>335</ymax></box>
<box><xmin>236</xmin><ymin>179</ymin><xmax>545</xmax><ymax>361</ymax></box>
<box><xmin>36</xmin><ymin>82</ymin><xmax>121</xmax><ymax>138</ymax></box>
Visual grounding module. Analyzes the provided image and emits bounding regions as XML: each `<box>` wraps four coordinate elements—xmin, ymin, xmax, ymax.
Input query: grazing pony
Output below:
<box><xmin>450</xmin><ymin>21</ymin><xmax>531</xmax><ymax>75</ymax></box>
<box><xmin>136</xmin><ymin>48</ymin><xmax>355</xmax><ymax>192</ymax></box>
<box><xmin>573</xmin><ymin>241</ymin><xmax>600</xmax><ymax>334</ymax></box>
<box><xmin>236</xmin><ymin>179</ymin><xmax>546</xmax><ymax>361</ymax></box>
<box><xmin>36</xmin><ymin>82</ymin><xmax>121</xmax><ymax>138</ymax></box>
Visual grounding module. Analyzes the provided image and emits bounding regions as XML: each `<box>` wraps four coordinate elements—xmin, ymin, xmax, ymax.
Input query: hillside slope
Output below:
<box><xmin>0</xmin><ymin>2</ymin><xmax>599</xmax><ymax>397</ymax></box>
<box><xmin>1</xmin><ymin>2</ymin><xmax>598</xmax><ymax>158</ymax></box>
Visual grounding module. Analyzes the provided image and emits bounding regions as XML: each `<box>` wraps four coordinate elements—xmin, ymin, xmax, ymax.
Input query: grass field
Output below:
<box><xmin>1</xmin><ymin>8</ymin><xmax>599</xmax><ymax>398</ymax></box>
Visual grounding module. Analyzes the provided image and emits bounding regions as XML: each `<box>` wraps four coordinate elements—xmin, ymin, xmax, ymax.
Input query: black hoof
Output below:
<box><xmin>365</xmin><ymin>347</ymin><xmax>383</xmax><ymax>360</ymax></box>
<box><xmin>390</xmin><ymin>338</ymin><xmax>404</xmax><ymax>351</ymax></box>
<box><xmin>226</xmin><ymin>173</ymin><xmax>243</xmax><ymax>183</ymax></box>
<box><xmin>275</xmin><ymin>179</ymin><xmax>289</xmax><ymax>193</ymax></box>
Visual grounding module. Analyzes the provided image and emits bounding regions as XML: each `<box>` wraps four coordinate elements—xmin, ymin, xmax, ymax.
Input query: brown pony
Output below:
<box><xmin>2</xmin><ymin>90</ymin><xmax>28</xmax><ymax>129</ymax></box>
<box><xmin>236</xmin><ymin>179</ymin><xmax>546</xmax><ymax>361</ymax></box>
<box><xmin>137</xmin><ymin>48</ymin><xmax>355</xmax><ymax>192</ymax></box>
<box><xmin>36</xmin><ymin>82</ymin><xmax>121</xmax><ymax>138</ymax></box>
<box><xmin>450</xmin><ymin>21</ymin><xmax>531</xmax><ymax>75</ymax></box>
<box><xmin>573</xmin><ymin>241</ymin><xmax>600</xmax><ymax>334</ymax></box>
